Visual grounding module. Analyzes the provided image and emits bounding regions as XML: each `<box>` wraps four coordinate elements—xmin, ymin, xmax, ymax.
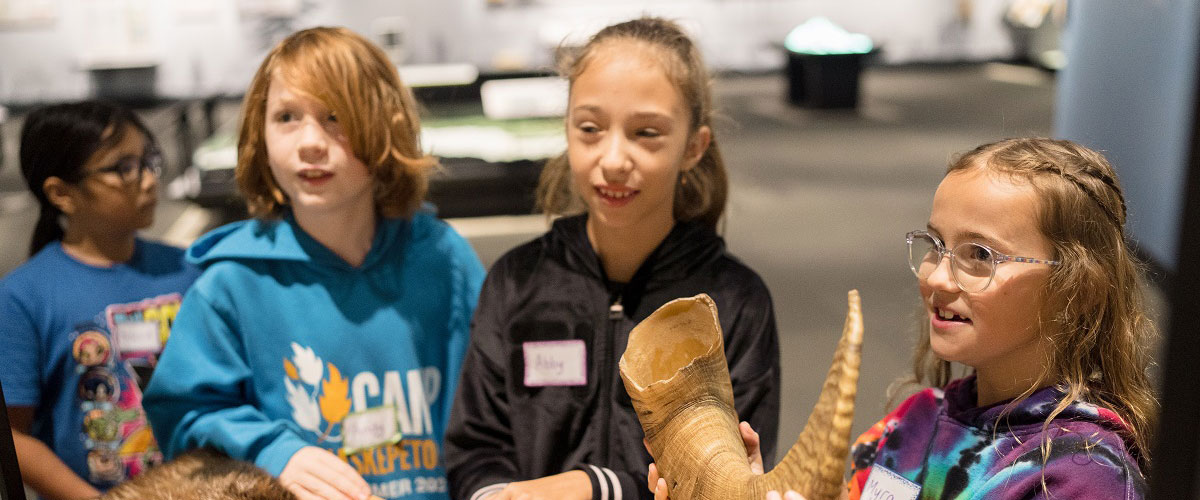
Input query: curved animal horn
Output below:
<box><xmin>619</xmin><ymin>290</ymin><xmax>864</xmax><ymax>500</ymax></box>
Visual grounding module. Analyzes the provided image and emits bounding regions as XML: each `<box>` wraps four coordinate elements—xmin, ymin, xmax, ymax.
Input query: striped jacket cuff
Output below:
<box><xmin>469</xmin><ymin>483</ymin><xmax>509</xmax><ymax>500</ymax></box>
<box><xmin>579</xmin><ymin>464</ymin><xmax>624</xmax><ymax>500</ymax></box>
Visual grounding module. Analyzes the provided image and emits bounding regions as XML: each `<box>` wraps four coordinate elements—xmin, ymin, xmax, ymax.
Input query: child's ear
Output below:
<box><xmin>42</xmin><ymin>177</ymin><xmax>78</xmax><ymax>215</ymax></box>
<box><xmin>682</xmin><ymin>125</ymin><xmax>712</xmax><ymax>172</ymax></box>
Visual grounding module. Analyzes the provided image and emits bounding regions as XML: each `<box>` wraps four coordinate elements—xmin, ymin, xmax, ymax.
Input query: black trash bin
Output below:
<box><xmin>785</xmin><ymin>50</ymin><xmax>870</xmax><ymax>109</ymax></box>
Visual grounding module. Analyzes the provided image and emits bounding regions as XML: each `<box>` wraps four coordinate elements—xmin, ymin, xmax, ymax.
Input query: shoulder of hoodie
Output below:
<box><xmin>403</xmin><ymin>211</ymin><xmax>483</xmax><ymax>275</ymax></box>
<box><xmin>408</xmin><ymin>211</ymin><xmax>475</xmax><ymax>256</ymax></box>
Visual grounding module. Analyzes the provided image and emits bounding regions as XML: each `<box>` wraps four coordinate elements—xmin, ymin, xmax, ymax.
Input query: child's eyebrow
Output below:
<box><xmin>571</xmin><ymin>104</ymin><xmax>604</xmax><ymax>114</ymax></box>
<box><xmin>630</xmin><ymin>111</ymin><xmax>672</xmax><ymax>122</ymax></box>
<box><xmin>927</xmin><ymin>223</ymin><xmax>1008</xmax><ymax>249</ymax></box>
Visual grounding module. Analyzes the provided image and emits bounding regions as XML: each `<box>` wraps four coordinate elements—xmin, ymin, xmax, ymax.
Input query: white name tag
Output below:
<box><xmin>114</xmin><ymin>321</ymin><xmax>161</xmax><ymax>354</ymax></box>
<box><xmin>341</xmin><ymin>406</ymin><xmax>401</xmax><ymax>454</ymax></box>
<box><xmin>861</xmin><ymin>465</ymin><xmax>921</xmax><ymax>500</ymax></box>
<box><xmin>523</xmin><ymin>340</ymin><xmax>586</xmax><ymax>387</ymax></box>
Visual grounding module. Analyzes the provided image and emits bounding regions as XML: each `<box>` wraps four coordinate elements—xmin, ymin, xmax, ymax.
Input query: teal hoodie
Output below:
<box><xmin>144</xmin><ymin>212</ymin><xmax>484</xmax><ymax>500</ymax></box>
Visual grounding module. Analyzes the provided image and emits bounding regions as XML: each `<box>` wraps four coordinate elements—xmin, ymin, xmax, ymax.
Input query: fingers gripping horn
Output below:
<box><xmin>619</xmin><ymin>290</ymin><xmax>864</xmax><ymax>499</ymax></box>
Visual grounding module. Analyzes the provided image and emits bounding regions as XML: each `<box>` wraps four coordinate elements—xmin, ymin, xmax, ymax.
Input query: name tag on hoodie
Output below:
<box><xmin>523</xmin><ymin>340</ymin><xmax>586</xmax><ymax>386</ymax></box>
<box><xmin>861</xmin><ymin>465</ymin><xmax>920</xmax><ymax>500</ymax></box>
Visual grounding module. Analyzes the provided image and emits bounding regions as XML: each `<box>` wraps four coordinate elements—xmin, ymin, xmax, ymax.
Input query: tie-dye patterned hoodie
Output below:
<box><xmin>847</xmin><ymin>376</ymin><xmax>1145</xmax><ymax>500</ymax></box>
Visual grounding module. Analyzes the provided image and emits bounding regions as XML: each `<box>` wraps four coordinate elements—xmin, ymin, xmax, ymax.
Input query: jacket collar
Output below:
<box><xmin>550</xmin><ymin>214</ymin><xmax>725</xmax><ymax>298</ymax></box>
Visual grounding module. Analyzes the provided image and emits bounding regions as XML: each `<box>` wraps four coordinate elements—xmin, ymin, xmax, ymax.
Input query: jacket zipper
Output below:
<box><xmin>599</xmin><ymin>295</ymin><xmax>623</xmax><ymax>463</ymax></box>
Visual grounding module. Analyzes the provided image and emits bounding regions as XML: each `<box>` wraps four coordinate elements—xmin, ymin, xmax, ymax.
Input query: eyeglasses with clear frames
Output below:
<box><xmin>79</xmin><ymin>149</ymin><xmax>163</xmax><ymax>187</ymax></box>
<box><xmin>905</xmin><ymin>230</ymin><xmax>1061</xmax><ymax>293</ymax></box>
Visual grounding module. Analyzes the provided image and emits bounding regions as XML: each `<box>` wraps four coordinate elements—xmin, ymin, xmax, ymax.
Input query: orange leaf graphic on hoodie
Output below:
<box><xmin>319</xmin><ymin>363</ymin><xmax>351</xmax><ymax>424</ymax></box>
<box><xmin>283</xmin><ymin>358</ymin><xmax>299</xmax><ymax>380</ymax></box>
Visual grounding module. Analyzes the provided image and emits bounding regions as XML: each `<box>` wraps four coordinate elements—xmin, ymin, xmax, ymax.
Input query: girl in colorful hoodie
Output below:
<box><xmin>846</xmin><ymin>138</ymin><xmax>1157</xmax><ymax>500</ymax></box>
<box><xmin>650</xmin><ymin>138</ymin><xmax>1157</xmax><ymax>500</ymax></box>
<box><xmin>144</xmin><ymin>27</ymin><xmax>485</xmax><ymax>500</ymax></box>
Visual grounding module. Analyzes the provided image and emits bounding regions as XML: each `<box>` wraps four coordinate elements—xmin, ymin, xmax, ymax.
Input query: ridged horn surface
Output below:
<box><xmin>619</xmin><ymin>291</ymin><xmax>864</xmax><ymax>500</ymax></box>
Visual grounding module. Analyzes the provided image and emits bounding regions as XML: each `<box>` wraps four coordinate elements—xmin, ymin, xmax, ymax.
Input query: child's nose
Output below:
<box><xmin>140</xmin><ymin>167</ymin><xmax>159</xmax><ymax>191</ymax></box>
<box><xmin>924</xmin><ymin>255</ymin><xmax>959</xmax><ymax>292</ymax></box>
<box><xmin>598</xmin><ymin>135</ymin><xmax>632</xmax><ymax>176</ymax></box>
<box><xmin>297</xmin><ymin>120</ymin><xmax>329</xmax><ymax>162</ymax></box>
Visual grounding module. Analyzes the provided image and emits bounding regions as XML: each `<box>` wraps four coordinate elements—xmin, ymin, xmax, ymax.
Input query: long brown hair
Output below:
<box><xmin>236</xmin><ymin>26</ymin><xmax>435</xmax><ymax>219</ymax></box>
<box><xmin>907</xmin><ymin>138</ymin><xmax>1158</xmax><ymax>472</ymax></box>
<box><xmin>535</xmin><ymin>17</ymin><xmax>728</xmax><ymax>229</ymax></box>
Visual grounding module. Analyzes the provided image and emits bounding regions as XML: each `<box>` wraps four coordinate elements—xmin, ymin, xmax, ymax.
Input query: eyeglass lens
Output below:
<box><xmin>110</xmin><ymin>154</ymin><xmax>162</xmax><ymax>184</ymax></box>
<box><xmin>907</xmin><ymin>233</ymin><xmax>994</xmax><ymax>292</ymax></box>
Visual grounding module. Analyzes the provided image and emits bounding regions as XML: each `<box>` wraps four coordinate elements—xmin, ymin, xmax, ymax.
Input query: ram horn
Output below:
<box><xmin>619</xmin><ymin>290</ymin><xmax>863</xmax><ymax>500</ymax></box>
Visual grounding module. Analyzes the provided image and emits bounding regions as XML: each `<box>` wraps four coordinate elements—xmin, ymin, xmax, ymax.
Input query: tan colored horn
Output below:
<box><xmin>619</xmin><ymin>290</ymin><xmax>863</xmax><ymax>500</ymax></box>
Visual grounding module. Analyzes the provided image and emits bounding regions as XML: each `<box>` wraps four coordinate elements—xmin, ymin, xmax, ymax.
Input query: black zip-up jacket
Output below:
<box><xmin>445</xmin><ymin>215</ymin><xmax>781</xmax><ymax>500</ymax></box>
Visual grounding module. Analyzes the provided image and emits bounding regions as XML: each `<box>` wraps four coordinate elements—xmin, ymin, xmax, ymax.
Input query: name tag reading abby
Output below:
<box><xmin>523</xmin><ymin>340</ymin><xmax>587</xmax><ymax>387</ymax></box>
<box><xmin>341</xmin><ymin>406</ymin><xmax>402</xmax><ymax>455</ymax></box>
<box><xmin>114</xmin><ymin>321</ymin><xmax>161</xmax><ymax>354</ymax></box>
<box><xmin>861</xmin><ymin>465</ymin><xmax>920</xmax><ymax>500</ymax></box>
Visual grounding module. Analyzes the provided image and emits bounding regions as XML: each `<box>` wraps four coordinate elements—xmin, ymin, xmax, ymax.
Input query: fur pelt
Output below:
<box><xmin>99</xmin><ymin>449</ymin><xmax>294</xmax><ymax>500</ymax></box>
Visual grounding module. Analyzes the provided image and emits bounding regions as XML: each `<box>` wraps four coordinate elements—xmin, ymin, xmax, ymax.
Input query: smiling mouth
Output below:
<box><xmin>597</xmin><ymin>186</ymin><xmax>637</xmax><ymax>200</ymax></box>
<box><xmin>934</xmin><ymin>307</ymin><xmax>972</xmax><ymax>324</ymax></box>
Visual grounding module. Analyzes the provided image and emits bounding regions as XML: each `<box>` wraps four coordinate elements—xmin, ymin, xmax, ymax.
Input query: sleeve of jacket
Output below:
<box><xmin>577</xmin><ymin>464</ymin><xmax>641</xmax><ymax>500</ymax></box>
<box><xmin>724</xmin><ymin>273</ymin><xmax>782</xmax><ymax>467</ymax></box>
<box><xmin>978</xmin><ymin>431</ymin><xmax>1146</xmax><ymax>500</ymax></box>
<box><xmin>142</xmin><ymin>283</ymin><xmax>311</xmax><ymax>477</ymax></box>
<box><xmin>444</xmin><ymin>257</ymin><xmax>521</xmax><ymax>500</ymax></box>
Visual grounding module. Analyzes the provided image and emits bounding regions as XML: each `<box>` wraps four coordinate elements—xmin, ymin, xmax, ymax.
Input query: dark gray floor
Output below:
<box><xmin>0</xmin><ymin>63</ymin><xmax>1076</xmax><ymax>467</ymax></box>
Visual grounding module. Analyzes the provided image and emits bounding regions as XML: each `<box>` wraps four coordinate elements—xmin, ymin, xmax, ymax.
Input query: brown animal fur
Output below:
<box><xmin>100</xmin><ymin>449</ymin><xmax>294</xmax><ymax>500</ymax></box>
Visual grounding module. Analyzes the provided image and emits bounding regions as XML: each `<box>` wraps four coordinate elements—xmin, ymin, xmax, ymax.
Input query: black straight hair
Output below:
<box><xmin>18</xmin><ymin>101</ymin><xmax>155</xmax><ymax>256</ymax></box>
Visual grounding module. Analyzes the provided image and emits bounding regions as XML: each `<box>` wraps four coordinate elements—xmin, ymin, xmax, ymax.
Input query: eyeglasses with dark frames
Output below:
<box><xmin>905</xmin><ymin>230</ymin><xmax>1061</xmax><ymax>293</ymax></box>
<box><xmin>78</xmin><ymin>149</ymin><xmax>164</xmax><ymax>187</ymax></box>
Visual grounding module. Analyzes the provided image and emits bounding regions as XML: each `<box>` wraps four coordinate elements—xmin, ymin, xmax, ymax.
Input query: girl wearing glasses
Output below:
<box><xmin>652</xmin><ymin>138</ymin><xmax>1156</xmax><ymax>500</ymax></box>
<box><xmin>844</xmin><ymin>138</ymin><xmax>1157</xmax><ymax>499</ymax></box>
<box><xmin>0</xmin><ymin>101</ymin><xmax>200</xmax><ymax>499</ymax></box>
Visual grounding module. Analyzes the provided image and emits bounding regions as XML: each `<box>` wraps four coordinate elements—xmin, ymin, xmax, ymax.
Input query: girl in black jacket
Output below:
<box><xmin>445</xmin><ymin>17</ymin><xmax>781</xmax><ymax>500</ymax></box>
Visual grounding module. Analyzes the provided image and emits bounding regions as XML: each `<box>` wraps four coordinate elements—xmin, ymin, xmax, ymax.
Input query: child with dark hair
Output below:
<box><xmin>0</xmin><ymin>101</ymin><xmax>200</xmax><ymax>499</ymax></box>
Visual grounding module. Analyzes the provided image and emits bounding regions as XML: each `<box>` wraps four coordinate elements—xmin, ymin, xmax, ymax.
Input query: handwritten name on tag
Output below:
<box><xmin>523</xmin><ymin>340</ymin><xmax>586</xmax><ymax>387</ymax></box>
<box><xmin>342</xmin><ymin>406</ymin><xmax>401</xmax><ymax>455</ymax></box>
<box><xmin>861</xmin><ymin>465</ymin><xmax>920</xmax><ymax>500</ymax></box>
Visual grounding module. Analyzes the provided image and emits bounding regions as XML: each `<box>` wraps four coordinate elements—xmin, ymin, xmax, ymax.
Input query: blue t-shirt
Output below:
<box><xmin>0</xmin><ymin>239</ymin><xmax>200</xmax><ymax>489</ymax></box>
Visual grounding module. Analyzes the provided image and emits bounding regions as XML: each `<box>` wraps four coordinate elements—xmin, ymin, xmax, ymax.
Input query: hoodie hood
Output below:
<box><xmin>944</xmin><ymin>375</ymin><xmax>1133</xmax><ymax>436</ymax></box>
<box><xmin>187</xmin><ymin>212</ymin><xmax>409</xmax><ymax>272</ymax></box>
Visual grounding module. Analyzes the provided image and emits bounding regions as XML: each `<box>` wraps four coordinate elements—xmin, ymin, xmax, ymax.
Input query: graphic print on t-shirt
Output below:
<box><xmin>72</xmin><ymin>293</ymin><xmax>183</xmax><ymax>485</ymax></box>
